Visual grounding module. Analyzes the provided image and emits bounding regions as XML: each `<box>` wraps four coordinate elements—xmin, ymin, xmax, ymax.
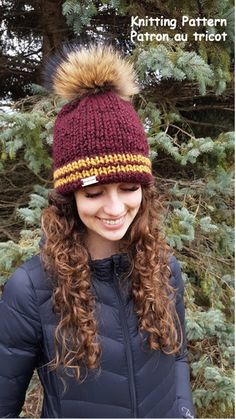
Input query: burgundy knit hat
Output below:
<box><xmin>46</xmin><ymin>44</ymin><xmax>154</xmax><ymax>194</ymax></box>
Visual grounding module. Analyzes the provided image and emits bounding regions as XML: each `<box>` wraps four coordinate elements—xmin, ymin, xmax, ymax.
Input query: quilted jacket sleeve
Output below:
<box><xmin>170</xmin><ymin>256</ymin><xmax>195</xmax><ymax>419</ymax></box>
<box><xmin>0</xmin><ymin>266</ymin><xmax>42</xmax><ymax>418</ymax></box>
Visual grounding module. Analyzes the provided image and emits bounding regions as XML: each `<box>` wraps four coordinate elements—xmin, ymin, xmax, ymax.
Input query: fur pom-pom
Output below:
<box><xmin>44</xmin><ymin>44</ymin><xmax>139</xmax><ymax>101</ymax></box>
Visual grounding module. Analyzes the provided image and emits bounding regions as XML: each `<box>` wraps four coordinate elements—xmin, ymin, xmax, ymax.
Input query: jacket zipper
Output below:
<box><xmin>113</xmin><ymin>259</ymin><xmax>138</xmax><ymax>418</ymax></box>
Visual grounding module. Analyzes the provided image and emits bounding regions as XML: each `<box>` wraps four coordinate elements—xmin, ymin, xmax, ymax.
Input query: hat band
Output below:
<box><xmin>54</xmin><ymin>153</ymin><xmax>151</xmax><ymax>180</ymax></box>
<box><xmin>54</xmin><ymin>153</ymin><xmax>151</xmax><ymax>189</ymax></box>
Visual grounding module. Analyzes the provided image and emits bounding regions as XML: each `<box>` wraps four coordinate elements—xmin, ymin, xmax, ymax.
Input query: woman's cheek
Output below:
<box><xmin>77</xmin><ymin>199</ymin><xmax>100</xmax><ymax>217</ymax></box>
<box><xmin>126</xmin><ymin>191</ymin><xmax>142</xmax><ymax>208</ymax></box>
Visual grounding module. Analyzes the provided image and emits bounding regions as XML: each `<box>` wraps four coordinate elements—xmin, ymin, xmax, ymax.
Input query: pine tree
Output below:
<box><xmin>0</xmin><ymin>1</ymin><xmax>234</xmax><ymax>417</ymax></box>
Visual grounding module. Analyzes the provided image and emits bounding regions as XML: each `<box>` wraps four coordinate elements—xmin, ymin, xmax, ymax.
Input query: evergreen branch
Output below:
<box><xmin>2</xmin><ymin>161</ymin><xmax>26</xmax><ymax>174</ymax></box>
<box><xmin>156</xmin><ymin>177</ymin><xmax>205</xmax><ymax>187</ymax></box>
<box><xmin>183</xmin><ymin>118</ymin><xmax>227</xmax><ymax>130</ymax></box>
<box><xmin>194</xmin><ymin>195</ymin><xmax>201</xmax><ymax>218</ymax></box>
<box><xmin>0</xmin><ymin>201</ymin><xmax>25</xmax><ymax>207</ymax></box>
<box><xmin>17</xmin><ymin>48</ymin><xmax>42</xmax><ymax>58</ymax></box>
<box><xmin>32</xmin><ymin>172</ymin><xmax>52</xmax><ymax>184</ymax></box>
<box><xmin>172</xmin><ymin>87</ymin><xmax>234</xmax><ymax>101</ymax></box>
<box><xmin>168</xmin><ymin>124</ymin><xmax>194</xmax><ymax>138</ymax></box>
<box><xmin>178</xmin><ymin>106</ymin><xmax>234</xmax><ymax>112</ymax></box>
<box><xmin>196</xmin><ymin>0</ymin><xmax>203</xmax><ymax>19</ymax></box>
<box><xmin>182</xmin><ymin>246</ymin><xmax>232</xmax><ymax>266</ymax></box>
<box><xmin>0</xmin><ymin>66</ymin><xmax>37</xmax><ymax>75</ymax></box>
<box><xmin>0</xmin><ymin>228</ymin><xmax>16</xmax><ymax>241</ymax></box>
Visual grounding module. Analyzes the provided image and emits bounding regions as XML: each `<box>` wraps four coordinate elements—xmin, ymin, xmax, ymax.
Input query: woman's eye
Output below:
<box><xmin>122</xmin><ymin>186</ymin><xmax>140</xmax><ymax>192</ymax></box>
<box><xmin>85</xmin><ymin>192</ymin><xmax>102</xmax><ymax>198</ymax></box>
<box><xmin>84</xmin><ymin>185</ymin><xmax>140</xmax><ymax>198</ymax></box>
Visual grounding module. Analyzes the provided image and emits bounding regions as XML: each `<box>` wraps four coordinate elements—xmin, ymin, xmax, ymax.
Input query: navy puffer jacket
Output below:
<box><xmin>0</xmin><ymin>253</ymin><xmax>195</xmax><ymax>418</ymax></box>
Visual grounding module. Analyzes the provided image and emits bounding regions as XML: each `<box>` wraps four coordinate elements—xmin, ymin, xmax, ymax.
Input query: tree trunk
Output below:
<box><xmin>40</xmin><ymin>0</ymin><xmax>71</xmax><ymax>60</ymax></box>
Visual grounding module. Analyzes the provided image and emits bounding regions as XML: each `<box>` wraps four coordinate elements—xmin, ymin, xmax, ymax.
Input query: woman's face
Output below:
<box><xmin>74</xmin><ymin>182</ymin><xmax>142</xmax><ymax>257</ymax></box>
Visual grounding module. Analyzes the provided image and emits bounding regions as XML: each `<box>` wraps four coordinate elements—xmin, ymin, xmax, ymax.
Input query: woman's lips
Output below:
<box><xmin>96</xmin><ymin>215</ymin><xmax>126</xmax><ymax>229</ymax></box>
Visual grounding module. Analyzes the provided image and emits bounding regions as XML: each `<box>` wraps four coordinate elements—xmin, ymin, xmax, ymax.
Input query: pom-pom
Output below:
<box><xmin>44</xmin><ymin>44</ymin><xmax>139</xmax><ymax>101</ymax></box>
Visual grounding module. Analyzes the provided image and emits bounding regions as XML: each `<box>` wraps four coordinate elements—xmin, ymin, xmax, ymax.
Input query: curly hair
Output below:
<box><xmin>40</xmin><ymin>184</ymin><xmax>182</xmax><ymax>380</ymax></box>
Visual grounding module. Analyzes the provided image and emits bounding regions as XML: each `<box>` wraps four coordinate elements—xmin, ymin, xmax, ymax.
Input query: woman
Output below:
<box><xmin>0</xmin><ymin>44</ymin><xmax>195</xmax><ymax>418</ymax></box>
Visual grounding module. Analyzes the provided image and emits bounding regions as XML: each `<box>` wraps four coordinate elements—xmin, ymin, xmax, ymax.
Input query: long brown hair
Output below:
<box><xmin>40</xmin><ymin>184</ymin><xmax>182</xmax><ymax>380</ymax></box>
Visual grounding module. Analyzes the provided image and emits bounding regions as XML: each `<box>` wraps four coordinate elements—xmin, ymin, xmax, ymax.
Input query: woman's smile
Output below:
<box><xmin>96</xmin><ymin>213</ymin><xmax>127</xmax><ymax>228</ymax></box>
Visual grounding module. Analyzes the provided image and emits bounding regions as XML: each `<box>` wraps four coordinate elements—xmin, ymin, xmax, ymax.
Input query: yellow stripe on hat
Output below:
<box><xmin>54</xmin><ymin>163</ymin><xmax>151</xmax><ymax>189</ymax></box>
<box><xmin>54</xmin><ymin>153</ymin><xmax>151</xmax><ymax>181</ymax></box>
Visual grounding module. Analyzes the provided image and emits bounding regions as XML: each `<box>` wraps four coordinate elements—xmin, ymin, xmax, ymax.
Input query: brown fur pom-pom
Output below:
<box><xmin>48</xmin><ymin>44</ymin><xmax>139</xmax><ymax>101</ymax></box>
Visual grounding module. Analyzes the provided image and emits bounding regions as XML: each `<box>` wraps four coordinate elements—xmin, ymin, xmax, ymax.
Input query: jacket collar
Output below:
<box><xmin>89</xmin><ymin>253</ymin><xmax>131</xmax><ymax>282</ymax></box>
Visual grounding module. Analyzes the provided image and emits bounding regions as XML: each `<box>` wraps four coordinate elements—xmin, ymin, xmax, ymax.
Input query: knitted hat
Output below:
<box><xmin>45</xmin><ymin>44</ymin><xmax>154</xmax><ymax>194</ymax></box>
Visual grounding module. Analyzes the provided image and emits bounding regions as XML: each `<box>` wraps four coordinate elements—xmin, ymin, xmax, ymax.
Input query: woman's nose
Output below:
<box><xmin>103</xmin><ymin>194</ymin><xmax>125</xmax><ymax>217</ymax></box>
